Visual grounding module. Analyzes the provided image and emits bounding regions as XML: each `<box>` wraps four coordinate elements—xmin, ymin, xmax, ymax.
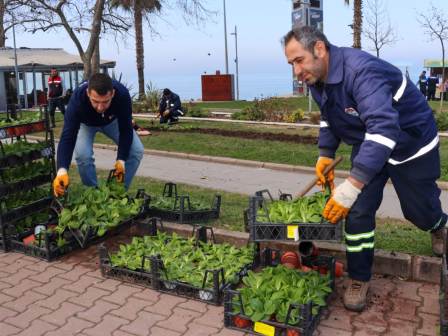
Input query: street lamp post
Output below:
<box><xmin>231</xmin><ymin>25</ymin><xmax>239</xmax><ymax>101</ymax></box>
<box><xmin>223</xmin><ymin>0</ymin><xmax>229</xmax><ymax>74</ymax></box>
<box><xmin>12</xmin><ymin>14</ymin><xmax>20</xmax><ymax>108</ymax></box>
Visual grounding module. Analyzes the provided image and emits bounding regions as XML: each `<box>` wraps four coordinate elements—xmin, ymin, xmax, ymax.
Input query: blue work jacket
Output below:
<box><xmin>311</xmin><ymin>45</ymin><xmax>439</xmax><ymax>185</ymax></box>
<box><xmin>57</xmin><ymin>80</ymin><xmax>133</xmax><ymax>170</ymax></box>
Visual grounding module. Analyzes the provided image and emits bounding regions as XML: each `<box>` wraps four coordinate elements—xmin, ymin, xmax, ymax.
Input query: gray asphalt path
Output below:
<box><xmin>81</xmin><ymin>147</ymin><xmax>448</xmax><ymax>220</ymax></box>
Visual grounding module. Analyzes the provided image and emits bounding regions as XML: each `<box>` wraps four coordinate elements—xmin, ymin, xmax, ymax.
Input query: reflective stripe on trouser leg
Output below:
<box><xmin>345</xmin><ymin>155</ymin><xmax>389</xmax><ymax>282</ymax></box>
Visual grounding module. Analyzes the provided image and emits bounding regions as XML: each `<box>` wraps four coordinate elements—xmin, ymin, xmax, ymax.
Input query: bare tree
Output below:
<box><xmin>14</xmin><ymin>0</ymin><xmax>131</xmax><ymax>78</ymax></box>
<box><xmin>0</xmin><ymin>0</ymin><xmax>30</xmax><ymax>47</ymax></box>
<box><xmin>362</xmin><ymin>0</ymin><xmax>398</xmax><ymax>57</ymax></box>
<box><xmin>418</xmin><ymin>4</ymin><xmax>448</xmax><ymax>110</ymax></box>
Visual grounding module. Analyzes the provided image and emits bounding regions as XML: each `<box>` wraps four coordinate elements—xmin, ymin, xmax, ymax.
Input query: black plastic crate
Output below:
<box><xmin>441</xmin><ymin>255</ymin><xmax>448</xmax><ymax>336</ymax></box>
<box><xmin>99</xmin><ymin>218</ymin><xmax>256</xmax><ymax>305</ymax></box>
<box><xmin>10</xmin><ymin>214</ymin><xmax>140</xmax><ymax>262</ymax></box>
<box><xmin>0</xmin><ymin>174</ymin><xmax>53</xmax><ymax>196</ymax></box>
<box><xmin>248</xmin><ymin>190</ymin><xmax>343</xmax><ymax>242</ymax></box>
<box><xmin>99</xmin><ymin>219</ymin><xmax>161</xmax><ymax>288</ymax></box>
<box><xmin>10</xmin><ymin>226</ymin><xmax>80</xmax><ymax>261</ymax></box>
<box><xmin>0</xmin><ymin>197</ymin><xmax>53</xmax><ymax>224</ymax></box>
<box><xmin>0</xmin><ymin>145</ymin><xmax>53</xmax><ymax>168</ymax></box>
<box><xmin>7</xmin><ymin>190</ymin><xmax>148</xmax><ymax>261</ymax></box>
<box><xmin>0</xmin><ymin>120</ymin><xmax>47</xmax><ymax>140</ymax></box>
<box><xmin>224</xmin><ymin>248</ymin><xmax>335</xmax><ymax>336</ymax></box>
<box><xmin>54</xmin><ymin>188</ymin><xmax>149</xmax><ymax>249</ymax></box>
<box><xmin>140</xmin><ymin>183</ymin><xmax>221</xmax><ymax>224</ymax></box>
<box><xmin>153</xmin><ymin>235</ymin><xmax>255</xmax><ymax>305</ymax></box>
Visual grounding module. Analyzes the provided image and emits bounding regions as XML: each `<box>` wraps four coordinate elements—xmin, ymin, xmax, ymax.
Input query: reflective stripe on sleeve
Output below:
<box><xmin>365</xmin><ymin>133</ymin><xmax>396</xmax><ymax>149</ymax></box>
<box><xmin>393</xmin><ymin>75</ymin><xmax>407</xmax><ymax>102</ymax></box>
<box><xmin>388</xmin><ymin>135</ymin><xmax>439</xmax><ymax>165</ymax></box>
<box><xmin>346</xmin><ymin>242</ymin><xmax>375</xmax><ymax>252</ymax></box>
<box><xmin>320</xmin><ymin>121</ymin><xmax>329</xmax><ymax>128</ymax></box>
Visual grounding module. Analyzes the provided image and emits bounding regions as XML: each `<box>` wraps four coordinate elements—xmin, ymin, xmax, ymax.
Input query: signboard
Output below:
<box><xmin>308</xmin><ymin>8</ymin><xmax>323</xmax><ymax>31</ymax></box>
<box><xmin>292</xmin><ymin>8</ymin><xmax>306</xmax><ymax>27</ymax></box>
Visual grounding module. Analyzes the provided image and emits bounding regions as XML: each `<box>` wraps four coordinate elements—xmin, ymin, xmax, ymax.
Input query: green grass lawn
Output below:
<box><xmin>71</xmin><ymin>170</ymin><xmax>432</xmax><ymax>256</ymax></box>
<box><xmin>49</xmin><ymin>118</ymin><xmax>448</xmax><ymax>181</ymax></box>
<box><xmin>194</xmin><ymin>96</ymin><xmax>447</xmax><ymax>113</ymax></box>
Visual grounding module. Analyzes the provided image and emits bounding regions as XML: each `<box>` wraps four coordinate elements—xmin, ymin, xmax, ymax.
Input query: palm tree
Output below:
<box><xmin>345</xmin><ymin>0</ymin><xmax>363</xmax><ymax>49</ymax></box>
<box><xmin>111</xmin><ymin>0</ymin><xmax>161</xmax><ymax>100</ymax></box>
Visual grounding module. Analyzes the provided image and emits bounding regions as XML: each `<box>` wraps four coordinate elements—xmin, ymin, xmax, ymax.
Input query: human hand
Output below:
<box><xmin>114</xmin><ymin>160</ymin><xmax>125</xmax><ymax>183</ymax></box>
<box><xmin>53</xmin><ymin>169</ymin><xmax>69</xmax><ymax>197</ymax></box>
<box><xmin>315</xmin><ymin>156</ymin><xmax>335</xmax><ymax>190</ymax></box>
<box><xmin>323</xmin><ymin>179</ymin><xmax>361</xmax><ymax>224</ymax></box>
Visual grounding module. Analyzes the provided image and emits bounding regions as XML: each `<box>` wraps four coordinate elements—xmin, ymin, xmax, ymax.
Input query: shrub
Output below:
<box><xmin>133</xmin><ymin>82</ymin><xmax>161</xmax><ymax>113</ymax></box>
<box><xmin>283</xmin><ymin>108</ymin><xmax>305</xmax><ymax>123</ymax></box>
<box><xmin>435</xmin><ymin>112</ymin><xmax>448</xmax><ymax>131</ymax></box>
<box><xmin>309</xmin><ymin>111</ymin><xmax>321</xmax><ymax>125</ymax></box>
<box><xmin>231</xmin><ymin>110</ymin><xmax>248</xmax><ymax>120</ymax></box>
<box><xmin>182</xmin><ymin>101</ymin><xmax>209</xmax><ymax>118</ymax></box>
<box><xmin>231</xmin><ymin>99</ymin><xmax>266</xmax><ymax>121</ymax></box>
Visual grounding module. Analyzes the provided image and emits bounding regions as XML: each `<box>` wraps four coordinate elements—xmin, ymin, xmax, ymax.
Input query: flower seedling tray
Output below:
<box><xmin>248</xmin><ymin>189</ymin><xmax>343</xmax><ymax>242</ymax></box>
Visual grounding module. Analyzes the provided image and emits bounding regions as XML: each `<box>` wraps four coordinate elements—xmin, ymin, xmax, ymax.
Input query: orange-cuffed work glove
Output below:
<box><xmin>315</xmin><ymin>157</ymin><xmax>335</xmax><ymax>190</ymax></box>
<box><xmin>323</xmin><ymin>179</ymin><xmax>361</xmax><ymax>224</ymax></box>
<box><xmin>53</xmin><ymin>169</ymin><xmax>69</xmax><ymax>197</ymax></box>
<box><xmin>114</xmin><ymin>160</ymin><xmax>125</xmax><ymax>183</ymax></box>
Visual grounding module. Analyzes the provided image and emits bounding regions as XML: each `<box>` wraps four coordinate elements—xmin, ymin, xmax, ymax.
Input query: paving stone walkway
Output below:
<box><xmin>0</xmin><ymin>231</ymin><xmax>441</xmax><ymax>336</ymax></box>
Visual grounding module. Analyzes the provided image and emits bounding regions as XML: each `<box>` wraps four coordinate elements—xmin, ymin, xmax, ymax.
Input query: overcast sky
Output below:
<box><xmin>8</xmin><ymin>0</ymin><xmax>448</xmax><ymax>96</ymax></box>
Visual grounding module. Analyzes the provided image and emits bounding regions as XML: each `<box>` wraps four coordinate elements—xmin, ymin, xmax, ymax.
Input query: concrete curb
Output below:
<box><xmin>91</xmin><ymin>142</ymin><xmax>448</xmax><ymax>191</ymax></box>
<box><xmin>160</xmin><ymin>221</ymin><xmax>442</xmax><ymax>284</ymax></box>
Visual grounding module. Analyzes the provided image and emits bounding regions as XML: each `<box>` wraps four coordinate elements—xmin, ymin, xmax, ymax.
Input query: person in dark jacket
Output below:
<box><xmin>52</xmin><ymin>73</ymin><xmax>144</xmax><ymax>196</ymax></box>
<box><xmin>47</xmin><ymin>68</ymin><xmax>66</xmax><ymax>127</ymax></box>
<box><xmin>158</xmin><ymin>88</ymin><xmax>184</xmax><ymax>124</ymax></box>
<box><xmin>417</xmin><ymin>70</ymin><xmax>427</xmax><ymax>97</ymax></box>
<box><xmin>283</xmin><ymin>26</ymin><xmax>447</xmax><ymax>312</ymax></box>
<box><xmin>427</xmin><ymin>74</ymin><xmax>439</xmax><ymax>101</ymax></box>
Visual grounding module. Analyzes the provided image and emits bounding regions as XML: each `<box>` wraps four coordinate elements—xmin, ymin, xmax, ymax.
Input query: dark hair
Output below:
<box><xmin>282</xmin><ymin>26</ymin><xmax>330</xmax><ymax>53</ymax></box>
<box><xmin>163</xmin><ymin>88</ymin><xmax>171</xmax><ymax>96</ymax></box>
<box><xmin>88</xmin><ymin>73</ymin><xmax>113</xmax><ymax>95</ymax></box>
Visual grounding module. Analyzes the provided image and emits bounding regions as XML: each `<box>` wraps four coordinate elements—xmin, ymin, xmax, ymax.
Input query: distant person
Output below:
<box><xmin>417</xmin><ymin>70</ymin><xmax>427</xmax><ymax>97</ymax></box>
<box><xmin>158</xmin><ymin>88</ymin><xmax>184</xmax><ymax>124</ymax></box>
<box><xmin>427</xmin><ymin>74</ymin><xmax>439</xmax><ymax>101</ymax></box>
<box><xmin>47</xmin><ymin>68</ymin><xmax>66</xmax><ymax>127</ymax></box>
<box><xmin>441</xmin><ymin>78</ymin><xmax>448</xmax><ymax>100</ymax></box>
<box><xmin>52</xmin><ymin>73</ymin><xmax>144</xmax><ymax>197</ymax></box>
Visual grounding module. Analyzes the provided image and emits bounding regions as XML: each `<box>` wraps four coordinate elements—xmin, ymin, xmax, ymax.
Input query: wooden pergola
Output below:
<box><xmin>0</xmin><ymin>47</ymin><xmax>115</xmax><ymax>111</ymax></box>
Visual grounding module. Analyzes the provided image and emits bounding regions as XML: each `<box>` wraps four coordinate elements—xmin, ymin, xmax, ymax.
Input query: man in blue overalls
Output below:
<box><xmin>284</xmin><ymin>26</ymin><xmax>447</xmax><ymax>312</ymax></box>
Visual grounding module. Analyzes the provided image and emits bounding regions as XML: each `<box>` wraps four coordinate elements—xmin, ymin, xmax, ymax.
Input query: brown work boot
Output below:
<box><xmin>431</xmin><ymin>228</ymin><xmax>445</xmax><ymax>257</ymax></box>
<box><xmin>343</xmin><ymin>278</ymin><xmax>369</xmax><ymax>312</ymax></box>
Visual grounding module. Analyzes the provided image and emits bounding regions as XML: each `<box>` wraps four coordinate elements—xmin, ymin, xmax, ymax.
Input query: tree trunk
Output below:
<box><xmin>440</xmin><ymin>42</ymin><xmax>445</xmax><ymax>112</ymax></box>
<box><xmin>0</xmin><ymin>0</ymin><xmax>5</xmax><ymax>48</ymax></box>
<box><xmin>91</xmin><ymin>37</ymin><xmax>101</xmax><ymax>75</ymax></box>
<box><xmin>82</xmin><ymin>0</ymin><xmax>106</xmax><ymax>80</ymax></box>
<box><xmin>353</xmin><ymin>0</ymin><xmax>363</xmax><ymax>49</ymax></box>
<box><xmin>83</xmin><ymin>56</ymin><xmax>92</xmax><ymax>81</ymax></box>
<box><xmin>134</xmin><ymin>4</ymin><xmax>145</xmax><ymax>100</ymax></box>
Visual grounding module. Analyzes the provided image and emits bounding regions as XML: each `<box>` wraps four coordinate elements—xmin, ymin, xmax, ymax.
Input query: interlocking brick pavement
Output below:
<box><xmin>0</xmin><ymin>246</ymin><xmax>442</xmax><ymax>336</ymax></box>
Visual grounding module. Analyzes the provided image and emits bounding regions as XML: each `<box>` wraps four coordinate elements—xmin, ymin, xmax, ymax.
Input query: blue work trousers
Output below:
<box><xmin>345</xmin><ymin>145</ymin><xmax>447</xmax><ymax>282</ymax></box>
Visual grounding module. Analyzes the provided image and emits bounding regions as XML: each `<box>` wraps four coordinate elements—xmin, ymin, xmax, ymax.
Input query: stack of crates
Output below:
<box><xmin>224</xmin><ymin>188</ymin><xmax>344</xmax><ymax>336</ymax></box>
